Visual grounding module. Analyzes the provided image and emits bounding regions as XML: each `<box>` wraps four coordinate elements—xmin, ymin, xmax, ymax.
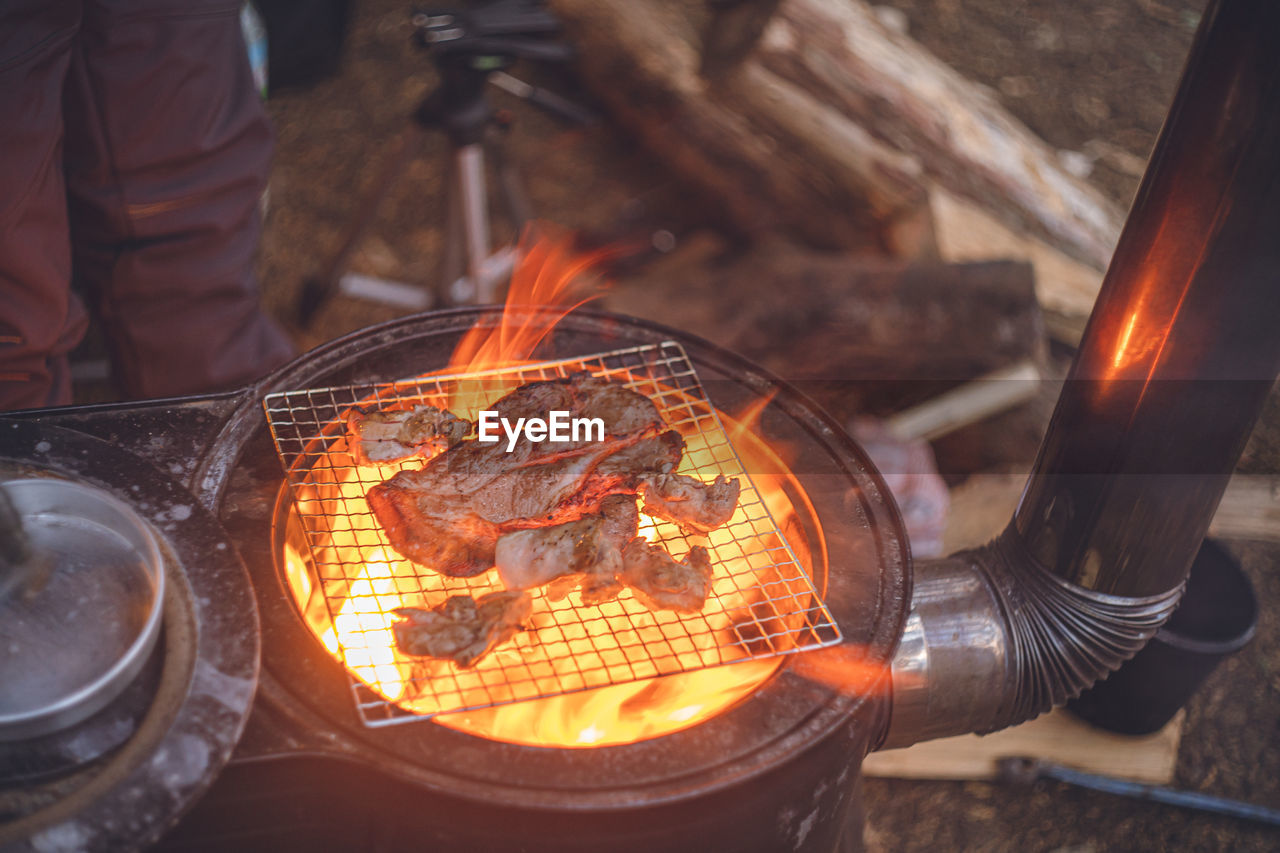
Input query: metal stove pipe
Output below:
<box><xmin>885</xmin><ymin>0</ymin><xmax>1280</xmax><ymax>747</ymax></box>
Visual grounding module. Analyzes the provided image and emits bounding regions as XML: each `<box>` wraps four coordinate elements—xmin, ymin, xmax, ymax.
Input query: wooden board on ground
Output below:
<box><xmin>1211</xmin><ymin>476</ymin><xmax>1280</xmax><ymax>543</ymax></box>
<box><xmin>863</xmin><ymin>708</ymin><xmax>1183</xmax><ymax>784</ymax></box>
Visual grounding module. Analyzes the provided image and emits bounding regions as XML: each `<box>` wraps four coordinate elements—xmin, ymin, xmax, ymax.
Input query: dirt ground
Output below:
<box><xmin>251</xmin><ymin>1</ymin><xmax>1279</xmax><ymax>850</ymax></box>
<box><xmin>878</xmin><ymin>0</ymin><xmax>1206</xmax><ymax>210</ymax></box>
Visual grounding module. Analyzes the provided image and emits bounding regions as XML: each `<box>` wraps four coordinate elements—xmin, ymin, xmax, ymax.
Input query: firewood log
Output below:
<box><xmin>550</xmin><ymin>0</ymin><xmax>1123</xmax><ymax>273</ymax></box>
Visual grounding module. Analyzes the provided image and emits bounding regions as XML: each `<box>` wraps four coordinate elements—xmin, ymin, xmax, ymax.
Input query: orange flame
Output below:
<box><xmin>278</xmin><ymin>234</ymin><xmax>878</xmax><ymax>748</ymax></box>
<box><xmin>441</xmin><ymin>226</ymin><xmax>616</xmax><ymax>416</ymax></box>
<box><xmin>447</xmin><ymin>226</ymin><xmax>609</xmax><ymax>374</ymax></box>
<box><xmin>726</xmin><ymin>390</ymin><xmax>777</xmax><ymax>448</ymax></box>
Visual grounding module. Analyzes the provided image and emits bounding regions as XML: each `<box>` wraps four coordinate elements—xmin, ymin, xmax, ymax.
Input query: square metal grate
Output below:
<box><xmin>264</xmin><ymin>341</ymin><xmax>842</xmax><ymax>727</ymax></box>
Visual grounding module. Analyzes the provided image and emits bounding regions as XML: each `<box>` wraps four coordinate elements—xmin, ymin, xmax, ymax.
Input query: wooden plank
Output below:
<box><xmin>1210</xmin><ymin>475</ymin><xmax>1280</xmax><ymax>543</ymax></box>
<box><xmin>884</xmin><ymin>360</ymin><xmax>1041</xmax><ymax>442</ymax></box>
<box><xmin>864</xmin><ymin>708</ymin><xmax>1183</xmax><ymax>784</ymax></box>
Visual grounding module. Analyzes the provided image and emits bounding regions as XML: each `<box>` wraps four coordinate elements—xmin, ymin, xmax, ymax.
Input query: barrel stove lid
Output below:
<box><xmin>0</xmin><ymin>418</ymin><xmax>259</xmax><ymax>852</ymax></box>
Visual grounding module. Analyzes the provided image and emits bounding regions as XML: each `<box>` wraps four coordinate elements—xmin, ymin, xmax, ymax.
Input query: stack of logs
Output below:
<box><xmin>550</xmin><ymin>0</ymin><xmax>1125</xmax><ymax>343</ymax></box>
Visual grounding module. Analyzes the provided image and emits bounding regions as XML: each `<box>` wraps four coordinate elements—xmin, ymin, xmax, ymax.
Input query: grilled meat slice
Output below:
<box><xmin>361</xmin><ymin>492</ymin><xmax>499</xmax><ymax>576</ymax></box>
<box><xmin>492</xmin><ymin>376</ymin><xmax>574</xmax><ymax>421</ymax></box>
<box><xmin>392</xmin><ymin>590</ymin><xmax>531</xmax><ymax>667</ymax></box>
<box><xmin>497</xmin><ymin>495</ymin><xmax>639</xmax><ymax>603</ymax></box>
<box><xmin>367</xmin><ymin>432</ymin><xmax>679</xmax><ymax>575</ymax></box>
<box><xmin>367</xmin><ymin>375</ymin><xmax>682</xmax><ymax>576</ymax></box>
<box><xmin>619</xmin><ymin>540</ymin><xmax>714</xmax><ymax>613</ymax></box>
<box><xmin>495</xmin><ymin>373</ymin><xmax>665</xmax><ymax>453</ymax></box>
<box><xmin>641</xmin><ymin>473</ymin><xmax>741</xmax><ymax>535</ymax></box>
<box><xmin>574</xmin><ymin>378</ymin><xmax>672</xmax><ymax>436</ymax></box>
<box><xmin>346</xmin><ymin>404</ymin><xmax>470</xmax><ymax>465</ymax></box>
<box><xmin>591</xmin><ymin>431</ymin><xmax>682</xmax><ymax>481</ymax></box>
<box><xmin>495</xmin><ymin>515</ymin><xmax>615</xmax><ymax>591</ymax></box>
<box><xmin>599</xmin><ymin>494</ymin><xmax>642</xmax><ymax>547</ymax></box>
<box><xmin>572</xmin><ymin>495</ymin><xmax>639</xmax><ymax>603</ymax></box>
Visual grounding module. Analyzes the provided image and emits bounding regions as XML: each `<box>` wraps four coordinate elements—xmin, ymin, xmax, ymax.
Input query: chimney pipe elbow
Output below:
<box><xmin>881</xmin><ymin>526</ymin><xmax>1183</xmax><ymax>749</ymax></box>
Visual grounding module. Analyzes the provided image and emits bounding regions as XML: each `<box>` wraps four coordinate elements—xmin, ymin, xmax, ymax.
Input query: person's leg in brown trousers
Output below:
<box><xmin>0</xmin><ymin>0</ymin><xmax>294</xmax><ymax>411</ymax></box>
<box><xmin>0</xmin><ymin>2</ymin><xmax>87</xmax><ymax>410</ymax></box>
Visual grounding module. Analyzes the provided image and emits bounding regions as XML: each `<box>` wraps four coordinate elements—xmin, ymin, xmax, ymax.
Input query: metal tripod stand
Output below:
<box><xmin>295</xmin><ymin>0</ymin><xmax>580</xmax><ymax>326</ymax></box>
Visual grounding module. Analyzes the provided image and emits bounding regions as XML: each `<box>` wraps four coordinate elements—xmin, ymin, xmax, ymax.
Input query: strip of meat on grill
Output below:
<box><xmin>347</xmin><ymin>404</ymin><xmax>471</xmax><ymax>465</ymax></box>
<box><xmin>392</xmin><ymin>590</ymin><xmax>532</xmax><ymax>668</ymax></box>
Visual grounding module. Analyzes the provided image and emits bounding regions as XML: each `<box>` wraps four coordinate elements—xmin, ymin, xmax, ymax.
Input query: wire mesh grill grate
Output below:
<box><xmin>264</xmin><ymin>341</ymin><xmax>842</xmax><ymax>727</ymax></box>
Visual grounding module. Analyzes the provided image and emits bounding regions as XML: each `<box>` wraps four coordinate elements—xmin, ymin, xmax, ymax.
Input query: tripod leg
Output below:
<box><xmin>455</xmin><ymin>143</ymin><xmax>495</xmax><ymax>303</ymax></box>
<box><xmin>441</xmin><ymin>152</ymin><xmax>466</xmax><ymax>299</ymax></box>
<box><xmin>489</xmin><ymin>124</ymin><xmax>533</xmax><ymax>235</ymax></box>
<box><xmin>296</xmin><ymin>124</ymin><xmax>426</xmax><ymax>326</ymax></box>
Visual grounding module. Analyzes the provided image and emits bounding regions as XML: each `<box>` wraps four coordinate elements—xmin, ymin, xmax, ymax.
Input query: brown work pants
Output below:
<box><xmin>0</xmin><ymin>0</ymin><xmax>294</xmax><ymax>411</ymax></box>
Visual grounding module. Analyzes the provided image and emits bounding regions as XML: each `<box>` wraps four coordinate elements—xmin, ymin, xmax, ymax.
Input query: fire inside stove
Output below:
<box><xmin>268</xmin><ymin>342</ymin><xmax>839</xmax><ymax>741</ymax></box>
<box><xmin>266</xmin><ymin>234</ymin><xmax>841</xmax><ymax>747</ymax></box>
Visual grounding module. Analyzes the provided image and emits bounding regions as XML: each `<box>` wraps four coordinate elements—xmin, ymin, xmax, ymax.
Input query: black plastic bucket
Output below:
<box><xmin>1067</xmin><ymin>538</ymin><xmax>1259</xmax><ymax>735</ymax></box>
